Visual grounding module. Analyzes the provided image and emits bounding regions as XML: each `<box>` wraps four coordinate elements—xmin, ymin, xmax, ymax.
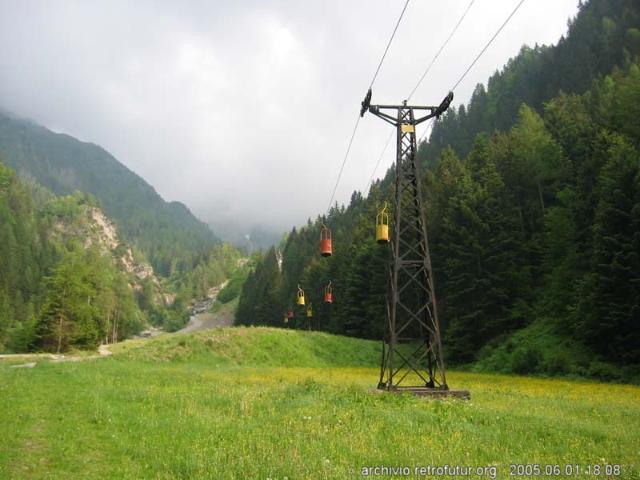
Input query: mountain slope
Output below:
<box><xmin>0</xmin><ymin>110</ymin><xmax>218</xmax><ymax>276</ymax></box>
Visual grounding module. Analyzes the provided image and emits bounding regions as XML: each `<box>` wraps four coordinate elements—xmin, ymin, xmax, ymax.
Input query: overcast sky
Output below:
<box><xmin>0</xmin><ymin>0</ymin><xmax>580</xmax><ymax>234</ymax></box>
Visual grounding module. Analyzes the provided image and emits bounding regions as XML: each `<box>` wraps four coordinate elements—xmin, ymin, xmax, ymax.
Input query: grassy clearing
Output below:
<box><xmin>1</xmin><ymin>327</ymin><xmax>638</xmax><ymax>479</ymax></box>
<box><xmin>110</xmin><ymin>326</ymin><xmax>381</xmax><ymax>367</ymax></box>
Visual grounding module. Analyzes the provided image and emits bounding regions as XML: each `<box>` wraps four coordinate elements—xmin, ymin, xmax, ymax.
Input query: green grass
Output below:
<box><xmin>1</xmin><ymin>327</ymin><xmax>638</xmax><ymax>479</ymax></box>
<box><xmin>111</xmin><ymin>327</ymin><xmax>380</xmax><ymax>367</ymax></box>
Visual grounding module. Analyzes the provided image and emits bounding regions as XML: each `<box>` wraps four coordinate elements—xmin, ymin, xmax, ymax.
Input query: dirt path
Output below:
<box><xmin>178</xmin><ymin>309</ymin><xmax>235</xmax><ymax>334</ymax></box>
<box><xmin>0</xmin><ymin>353</ymin><xmax>60</xmax><ymax>361</ymax></box>
<box><xmin>179</xmin><ymin>314</ymin><xmax>205</xmax><ymax>334</ymax></box>
<box><xmin>177</xmin><ymin>281</ymin><xmax>234</xmax><ymax>334</ymax></box>
<box><xmin>1</xmin><ymin>350</ymin><xmax>106</xmax><ymax>366</ymax></box>
<box><xmin>98</xmin><ymin>344</ymin><xmax>112</xmax><ymax>356</ymax></box>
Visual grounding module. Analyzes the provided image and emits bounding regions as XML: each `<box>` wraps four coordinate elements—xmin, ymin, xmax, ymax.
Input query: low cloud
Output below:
<box><xmin>0</xmin><ymin>0</ymin><xmax>580</xmax><ymax>233</ymax></box>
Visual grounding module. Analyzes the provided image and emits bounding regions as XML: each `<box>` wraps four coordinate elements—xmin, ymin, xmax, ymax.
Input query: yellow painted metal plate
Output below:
<box><xmin>401</xmin><ymin>123</ymin><xmax>415</xmax><ymax>133</ymax></box>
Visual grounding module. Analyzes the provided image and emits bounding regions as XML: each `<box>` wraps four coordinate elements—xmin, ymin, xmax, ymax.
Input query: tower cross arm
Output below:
<box><xmin>367</xmin><ymin>106</ymin><xmax>402</xmax><ymax>126</ymax></box>
<box><xmin>366</xmin><ymin>92</ymin><xmax>454</xmax><ymax>127</ymax></box>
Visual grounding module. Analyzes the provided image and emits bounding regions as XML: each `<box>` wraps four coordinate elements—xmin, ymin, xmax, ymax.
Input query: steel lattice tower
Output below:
<box><xmin>366</xmin><ymin>93</ymin><xmax>469</xmax><ymax>397</ymax></box>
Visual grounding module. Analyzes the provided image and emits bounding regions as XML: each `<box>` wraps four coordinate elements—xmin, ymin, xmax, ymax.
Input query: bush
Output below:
<box><xmin>216</xmin><ymin>268</ymin><xmax>249</xmax><ymax>305</ymax></box>
<box><xmin>511</xmin><ymin>346</ymin><xmax>541</xmax><ymax>374</ymax></box>
<box><xmin>541</xmin><ymin>350</ymin><xmax>571</xmax><ymax>375</ymax></box>
<box><xmin>587</xmin><ymin>361</ymin><xmax>622</xmax><ymax>381</ymax></box>
<box><xmin>164</xmin><ymin>311</ymin><xmax>190</xmax><ymax>333</ymax></box>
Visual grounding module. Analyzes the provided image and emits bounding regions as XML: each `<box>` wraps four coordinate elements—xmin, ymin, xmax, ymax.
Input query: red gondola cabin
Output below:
<box><xmin>320</xmin><ymin>225</ymin><xmax>332</xmax><ymax>257</ymax></box>
<box><xmin>324</xmin><ymin>281</ymin><xmax>333</xmax><ymax>304</ymax></box>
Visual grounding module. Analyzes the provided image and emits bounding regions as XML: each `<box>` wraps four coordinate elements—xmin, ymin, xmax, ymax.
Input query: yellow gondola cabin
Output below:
<box><xmin>376</xmin><ymin>203</ymin><xmax>390</xmax><ymax>244</ymax></box>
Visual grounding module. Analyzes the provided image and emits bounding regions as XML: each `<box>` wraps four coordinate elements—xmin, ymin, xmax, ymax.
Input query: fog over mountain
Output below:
<box><xmin>0</xmin><ymin>0</ymin><xmax>579</xmax><ymax>235</ymax></box>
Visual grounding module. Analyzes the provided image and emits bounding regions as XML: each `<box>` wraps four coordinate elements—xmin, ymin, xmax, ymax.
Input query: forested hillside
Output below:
<box><xmin>0</xmin><ymin>161</ymin><xmax>240</xmax><ymax>353</ymax></box>
<box><xmin>0</xmin><ymin>162</ymin><xmax>138</xmax><ymax>351</ymax></box>
<box><xmin>419</xmin><ymin>0</ymin><xmax>640</xmax><ymax>169</ymax></box>
<box><xmin>0</xmin><ymin>111</ymin><xmax>219</xmax><ymax>276</ymax></box>
<box><xmin>237</xmin><ymin>0</ymin><xmax>640</xmax><ymax>382</ymax></box>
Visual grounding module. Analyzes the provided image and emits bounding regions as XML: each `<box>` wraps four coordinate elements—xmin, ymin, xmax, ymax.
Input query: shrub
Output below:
<box><xmin>587</xmin><ymin>361</ymin><xmax>622</xmax><ymax>381</ymax></box>
<box><xmin>541</xmin><ymin>350</ymin><xmax>571</xmax><ymax>375</ymax></box>
<box><xmin>511</xmin><ymin>345</ymin><xmax>541</xmax><ymax>374</ymax></box>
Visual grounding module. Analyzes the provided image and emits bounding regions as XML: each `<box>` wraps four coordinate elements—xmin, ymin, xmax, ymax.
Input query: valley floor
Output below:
<box><xmin>178</xmin><ymin>298</ymin><xmax>237</xmax><ymax>335</ymax></box>
<box><xmin>0</xmin><ymin>327</ymin><xmax>638</xmax><ymax>479</ymax></box>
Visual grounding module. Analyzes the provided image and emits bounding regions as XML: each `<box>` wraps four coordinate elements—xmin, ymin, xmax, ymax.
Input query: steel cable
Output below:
<box><xmin>327</xmin><ymin>0</ymin><xmax>411</xmax><ymax>213</ymax></box>
<box><xmin>367</xmin><ymin>0</ymin><xmax>476</xmax><ymax>191</ymax></box>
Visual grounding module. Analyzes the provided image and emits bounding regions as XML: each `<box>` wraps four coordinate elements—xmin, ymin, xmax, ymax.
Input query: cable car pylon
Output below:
<box><xmin>364</xmin><ymin>91</ymin><xmax>469</xmax><ymax>399</ymax></box>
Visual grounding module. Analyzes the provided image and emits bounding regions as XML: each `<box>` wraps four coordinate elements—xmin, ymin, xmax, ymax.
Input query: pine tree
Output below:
<box><xmin>579</xmin><ymin>135</ymin><xmax>640</xmax><ymax>362</ymax></box>
<box><xmin>37</xmin><ymin>252</ymin><xmax>95</xmax><ymax>352</ymax></box>
<box><xmin>539</xmin><ymin>186</ymin><xmax>581</xmax><ymax>332</ymax></box>
<box><xmin>439</xmin><ymin>137</ymin><xmax>526</xmax><ymax>362</ymax></box>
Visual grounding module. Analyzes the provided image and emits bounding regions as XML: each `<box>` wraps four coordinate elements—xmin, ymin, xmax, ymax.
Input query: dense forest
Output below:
<box><xmin>0</xmin><ymin>160</ymin><xmax>240</xmax><ymax>353</ymax></box>
<box><xmin>237</xmin><ymin>0</ymin><xmax>640</xmax><ymax>382</ymax></box>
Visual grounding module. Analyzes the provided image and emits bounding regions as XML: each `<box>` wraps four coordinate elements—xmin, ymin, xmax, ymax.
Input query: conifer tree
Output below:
<box><xmin>579</xmin><ymin>136</ymin><xmax>640</xmax><ymax>362</ymax></box>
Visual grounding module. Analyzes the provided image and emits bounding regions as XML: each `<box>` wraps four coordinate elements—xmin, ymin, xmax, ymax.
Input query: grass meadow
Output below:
<box><xmin>1</xmin><ymin>327</ymin><xmax>638</xmax><ymax>479</ymax></box>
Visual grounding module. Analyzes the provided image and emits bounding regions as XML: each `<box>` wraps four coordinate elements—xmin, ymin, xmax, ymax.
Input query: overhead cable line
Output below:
<box><xmin>417</xmin><ymin>0</ymin><xmax>527</xmax><ymax>145</ymax></box>
<box><xmin>366</xmin><ymin>130</ymin><xmax>394</xmax><ymax>189</ymax></box>
<box><xmin>366</xmin><ymin>0</ymin><xmax>476</xmax><ymax>192</ymax></box>
<box><xmin>407</xmin><ymin>0</ymin><xmax>476</xmax><ymax>102</ymax></box>
<box><xmin>326</xmin><ymin>115</ymin><xmax>361</xmax><ymax>213</ymax></box>
<box><xmin>417</xmin><ymin>116</ymin><xmax>437</xmax><ymax>146</ymax></box>
<box><xmin>368</xmin><ymin>0</ymin><xmax>411</xmax><ymax>90</ymax></box>
<box><xmin>326</xmin><ymin>0</ymin><xmax>411</xmax><ymax>213</ymax></box>
<box><xmin>450</xmin><ymin>0</ymin><xmax>526</xmax><ymax>92</ymax></box>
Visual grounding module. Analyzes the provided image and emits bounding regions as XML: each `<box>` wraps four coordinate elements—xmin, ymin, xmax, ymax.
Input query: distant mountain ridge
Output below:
<box><xmin>0</xmin><ymin>110</ymin><xmax>219</xmax><ymax>276</ymax></box>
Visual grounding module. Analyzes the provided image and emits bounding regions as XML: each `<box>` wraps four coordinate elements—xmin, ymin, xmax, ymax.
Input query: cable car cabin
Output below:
<box><xmin>324</xmin><ymin>281</ymin><xmax>333</xmax><ymax>304</ymax></box>
<box><xmin>376</xmin><ymin>203</ymin><xmax>390</xmax><ymax>244</ymax></box>
<box><xmin>297</xmin><ymin>285</ymin><xmax>305</xmax><ymax>306</ymax></box>
<box><xmin>283</xmin><ymin>314</ymin><xmax>288</xmax><ymax>324</ymax></box>
<box><xmin>320</xmin><ymin>225</ymin><xmax>332</xmax><ymax>257</ymax></box>
<box><xmin>287</xmin><ymin>309</ymin><xmax>294</xmax><ymax>319</ymax></box>
<box><xmin>306</xmin><ymin>303</ymin><xmax>313</xmax><ymax>318</ymax></box>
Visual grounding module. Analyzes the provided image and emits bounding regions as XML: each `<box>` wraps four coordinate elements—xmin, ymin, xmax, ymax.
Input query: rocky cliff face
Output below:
<box><xmin>51</xmin><ymin>204</ymin><xmax>170</xmax><ymax>305</ymax></box>
<box><xmin>89</xmin><ymin>208</ymin><xmax>159</xmax><ymax>285</ymax></box>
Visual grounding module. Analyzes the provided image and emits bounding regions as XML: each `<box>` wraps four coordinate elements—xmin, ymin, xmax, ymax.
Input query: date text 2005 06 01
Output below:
<box><xmin>510</xmin><ymin>463</ymin><xmax>622</xmax><ymax>477</ymax></box>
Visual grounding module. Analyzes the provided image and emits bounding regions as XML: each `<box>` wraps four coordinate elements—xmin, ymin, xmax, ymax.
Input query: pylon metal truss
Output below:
<box><xmin>368</xmin><ymin>95</ymin><xmax>453</xmax><ymax>394</ymax></box>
